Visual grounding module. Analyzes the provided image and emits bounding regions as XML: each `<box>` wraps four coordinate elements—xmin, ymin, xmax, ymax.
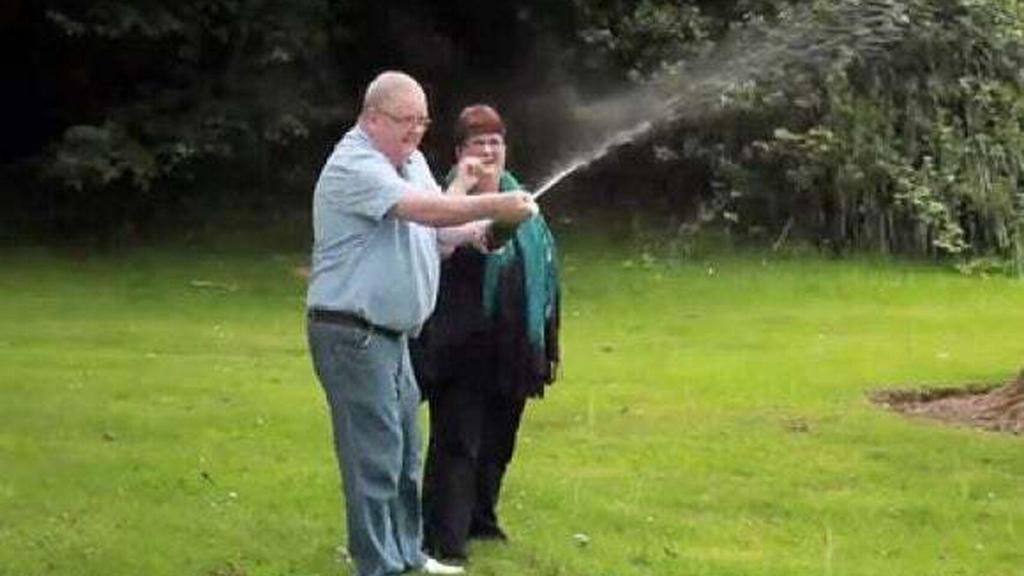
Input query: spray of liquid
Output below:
<box><xmin>531</xmin><ymin>0</ymin><xmax>912</xmax><ymax>199</ymax></box>
<box><xmin>533</xmin><ymin>121</ymin><xmax>653</xmax><ymax>199</ymax></box>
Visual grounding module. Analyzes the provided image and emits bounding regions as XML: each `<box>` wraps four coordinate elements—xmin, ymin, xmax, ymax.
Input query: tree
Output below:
<box><xmin>7</xmin><ymin>0</ymin><xmax>345</xmax><ymax>239</ymax></box>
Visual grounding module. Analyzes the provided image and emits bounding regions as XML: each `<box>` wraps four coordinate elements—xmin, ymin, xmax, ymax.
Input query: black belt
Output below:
<box><xmin>307</xmin><ymin>309</ymin><xmax>403</xmax><ymax>339</ymax></box>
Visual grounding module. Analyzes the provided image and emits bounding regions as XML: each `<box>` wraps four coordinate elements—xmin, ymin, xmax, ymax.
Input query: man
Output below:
<box><xmin>306</xmin><ymin>71</ymin><xmax>536</xmax><ymax>576</ymax></box>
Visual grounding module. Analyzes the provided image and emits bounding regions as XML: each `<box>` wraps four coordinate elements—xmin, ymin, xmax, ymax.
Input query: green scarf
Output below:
<box><xmin>446</xmin><ymin>170</ymin><xmax>559</xmax><ymax>347</ymax></box>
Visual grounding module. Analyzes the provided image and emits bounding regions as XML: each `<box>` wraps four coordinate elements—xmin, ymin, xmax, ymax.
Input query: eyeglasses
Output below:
<box><xmin>374</xmin><ymin>108</ymin><xmax>432</xmax><ymax>128</ymax></box>
<box><xmin>464</xmin><ymin>136</ymin><xmax>505</xmax><ymax>149</ymax></box>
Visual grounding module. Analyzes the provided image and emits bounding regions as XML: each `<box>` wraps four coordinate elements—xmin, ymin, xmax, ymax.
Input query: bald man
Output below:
<box><xmin>306</xmin><ymin>71</ymin><xmax>537</xmax><ymax>576</ymax></box>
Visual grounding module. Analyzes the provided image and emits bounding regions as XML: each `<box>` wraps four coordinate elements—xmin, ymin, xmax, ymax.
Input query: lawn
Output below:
<box><xmin>1</xmin><ymin>234</ymin><xmax>1022</xmax><ymax>576</ymax></box>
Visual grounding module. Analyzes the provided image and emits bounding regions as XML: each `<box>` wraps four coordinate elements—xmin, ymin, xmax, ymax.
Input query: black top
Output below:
<box><xmin>411</xmin><ymin>243</ymin><xmax>560</xmax><ymax>401</ymax></box>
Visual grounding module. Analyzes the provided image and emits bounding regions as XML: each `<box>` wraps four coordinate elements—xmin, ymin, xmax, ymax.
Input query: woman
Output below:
<box><xmin>412</xmin><ymin>104</ymin><xmax>560</xmax><ymax>561</ymax></box>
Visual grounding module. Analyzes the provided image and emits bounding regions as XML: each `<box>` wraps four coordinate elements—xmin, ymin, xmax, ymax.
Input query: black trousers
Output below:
<box><xmin>421</xmin><ymin>365</ymin><xmax>526</xmax><ymax>559</ymax></box>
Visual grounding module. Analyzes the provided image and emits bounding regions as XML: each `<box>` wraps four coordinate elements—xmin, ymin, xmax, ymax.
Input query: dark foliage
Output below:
<box><xmin>2</xmin><ymin>0</ymin><xmax>1022</xmax><ymax>269</ymax></box>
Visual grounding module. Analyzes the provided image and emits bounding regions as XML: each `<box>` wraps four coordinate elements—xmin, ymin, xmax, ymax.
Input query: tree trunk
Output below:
<box><xmin>976</xmin><ymin>371</ymin><xmax>1024</xmax><ymax>434</ymax></box>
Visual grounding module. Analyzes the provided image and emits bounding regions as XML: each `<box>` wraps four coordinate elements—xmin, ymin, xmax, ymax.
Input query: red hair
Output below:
<box><xmin>454</xmin><ymin>104</ymin><xmax>506</xmax><ymax>144</ymax></box>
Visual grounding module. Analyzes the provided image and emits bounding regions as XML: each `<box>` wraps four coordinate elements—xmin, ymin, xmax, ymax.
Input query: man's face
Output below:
<box><xmin>456</xmin><ymin>132</ymin><xmax>506</xmax><ymax>180</ymax></box>
<box><xmin>368</xmin><ymin>87</ymin><xmax>430</xmax><ymax>165</ymax></box>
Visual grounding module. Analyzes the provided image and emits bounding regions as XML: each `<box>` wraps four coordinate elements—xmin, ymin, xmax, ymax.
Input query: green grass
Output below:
<box><xmin>1</xmin><ymin>237</ymin><xmax>1022</xmax><ymax>576</ymax></box>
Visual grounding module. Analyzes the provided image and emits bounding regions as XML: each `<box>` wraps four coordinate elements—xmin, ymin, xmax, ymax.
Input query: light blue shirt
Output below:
<box><xmin>307</xmin><ymin>125</ymin><xmax>441</xmax><ymax>334</ymax></box>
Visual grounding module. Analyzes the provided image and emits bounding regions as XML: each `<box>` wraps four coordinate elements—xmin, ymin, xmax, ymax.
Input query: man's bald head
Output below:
<box><xmin>362</xmin><ymin>71</ymin><xmax>425</xmax><ymax>114</ymax></box>
<box><xmin>358</xmin><ymin>71</ymin><xmax>430</xmax><ymax>166</ymax></box>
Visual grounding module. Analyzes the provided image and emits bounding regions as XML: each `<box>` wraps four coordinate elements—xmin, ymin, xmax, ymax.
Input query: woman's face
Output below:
<box><xmin>456</xmin><ymin>132</ymin><xmax>506</xmax><ymax>185</ymax></box>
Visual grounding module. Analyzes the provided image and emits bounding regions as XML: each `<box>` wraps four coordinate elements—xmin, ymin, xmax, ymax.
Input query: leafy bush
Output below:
<box><xmin>708</xmin><ymin>0</ymin><xmax>1024</xmax><ymax>266</ymax></box>
<box><xmin>22</xmin><ymin>0</ymin><xmax>346</xmax><ymax>240</ymax></box>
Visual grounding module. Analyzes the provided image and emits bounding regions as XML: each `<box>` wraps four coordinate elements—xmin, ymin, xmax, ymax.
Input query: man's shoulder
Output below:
<box><xmin>334</xmin><ymin>126</ymin><xmax>376</xmax><ymax>159</ymax></box>
<box><xmin>326</xmin><ymin>128</ymin><xmax>390</xmax><ymax>176</ymax></box>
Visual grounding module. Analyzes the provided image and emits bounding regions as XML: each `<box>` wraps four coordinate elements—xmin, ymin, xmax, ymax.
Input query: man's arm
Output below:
<box><xmin>392</xmin><ymin>191</ymin><xmax>536</xmax><ymax>227</ymax></box>
<box><xmin>391</xmin><ymin>154</ymin><xmax>537</xmax><ymax>227</ymax></box>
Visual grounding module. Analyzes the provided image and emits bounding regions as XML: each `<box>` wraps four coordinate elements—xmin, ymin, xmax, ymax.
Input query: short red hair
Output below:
<box><xmin>454</xmin><ymin>104</ymin><xmax>506</xmax><ymax>144</ymax></box>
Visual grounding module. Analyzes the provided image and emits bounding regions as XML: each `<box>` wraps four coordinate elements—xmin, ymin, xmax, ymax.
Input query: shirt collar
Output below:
<box><xmin>352</xmin><ymin>124</ymin><xmax>414</xmax><ymax>171</ymax></box>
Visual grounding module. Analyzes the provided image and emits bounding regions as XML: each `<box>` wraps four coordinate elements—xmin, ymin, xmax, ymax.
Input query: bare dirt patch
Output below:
<box><xmin>871</xmin><ymin>372</ymin><xmax>1024</xmax><ymax>436</ymax></box>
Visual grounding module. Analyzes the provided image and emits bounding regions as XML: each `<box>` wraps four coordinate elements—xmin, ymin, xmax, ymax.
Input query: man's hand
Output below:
<box><xmin>490</xmin><ymin>191</ymin><xmax>539</xmax><ymax>224</ymax></box>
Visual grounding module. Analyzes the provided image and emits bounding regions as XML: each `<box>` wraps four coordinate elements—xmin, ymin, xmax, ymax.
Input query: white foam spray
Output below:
<box><xmin>530</xmin><ymin>0</ymin><xmax>912</xmax><ymax>199</ymax></box>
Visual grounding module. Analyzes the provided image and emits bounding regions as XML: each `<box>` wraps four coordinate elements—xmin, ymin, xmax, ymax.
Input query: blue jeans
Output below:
<box><xmin>308</xmin><ymin>320</ymin><xmax>427</xmax><ymax>576</ymax></box>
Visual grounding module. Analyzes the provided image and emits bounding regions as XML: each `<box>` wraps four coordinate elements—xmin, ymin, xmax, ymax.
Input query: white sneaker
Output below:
<box><xmin>421</xmin><ymin>556</ymin><xmax>465</xmax><ymax>575</ymax></box>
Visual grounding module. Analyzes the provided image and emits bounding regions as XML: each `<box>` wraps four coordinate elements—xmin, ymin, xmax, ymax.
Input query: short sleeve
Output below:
<box><xmin>318</xmin><ymin>146</ymin><xmax>412</xmax><ymax>221</ymax></box>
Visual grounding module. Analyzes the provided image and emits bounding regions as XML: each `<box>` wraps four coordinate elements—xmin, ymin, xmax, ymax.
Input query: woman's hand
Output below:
<box><xmin>448</xmin><ymin>156</ymin><xmax>483</xmax><ymax>196</ymax></box>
